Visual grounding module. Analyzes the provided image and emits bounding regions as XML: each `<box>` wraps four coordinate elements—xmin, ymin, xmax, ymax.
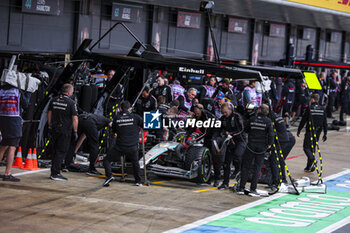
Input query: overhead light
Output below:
<box><xmin>200</xmin><ymin>1</ymin><xmax>215</xmax><ymax>12</ymax></box>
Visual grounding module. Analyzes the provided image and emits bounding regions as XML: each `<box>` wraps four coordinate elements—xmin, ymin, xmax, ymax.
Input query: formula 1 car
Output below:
<box><xmin>139</xmin><ymin>132</ymin><xmax>212</xmax><ymax>183</ymax></box>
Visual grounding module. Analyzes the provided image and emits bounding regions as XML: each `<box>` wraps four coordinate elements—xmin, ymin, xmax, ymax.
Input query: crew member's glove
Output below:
<box><xmin>322</xmin><ymin>135</ymin><xmax>327</xmax><ymax>142</ymax></box>
<box><xmin>73</xmin><ymin>132</ymin><xmax>79</xmax><ymax>141</ymax></box>
<box><xmin>297</xmin><ymin>131</ymin><xmax>300</xmax><ymax>137</ymax></box>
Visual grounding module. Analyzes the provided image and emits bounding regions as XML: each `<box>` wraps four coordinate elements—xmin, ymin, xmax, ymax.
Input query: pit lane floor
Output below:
<box><xmin>0</xmin><ymin>118</ymin><xmax>350</xmax><ymax>233</ymax></box>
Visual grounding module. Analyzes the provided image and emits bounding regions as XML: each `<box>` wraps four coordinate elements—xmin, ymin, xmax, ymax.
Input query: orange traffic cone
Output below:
<box><xmin>31</xmin><ymin>148</ymin><xmax>40</xmax><ymax>170</ymax></box>
<box><xmin>22</xmin><ymin>148</ymin><xmax>34</xmax><ymax>170</ymax></box>
<box><xmin>12</xmin><ymin>147</ymin><xmax>23</xmax><ymax>168</ymax></box>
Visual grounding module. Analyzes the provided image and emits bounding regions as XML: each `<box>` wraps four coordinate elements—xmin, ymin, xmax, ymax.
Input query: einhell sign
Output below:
<box><xmin>287</xmin><ymin>0</ymin><xmax>350</xmax><ymax>13</ymax></box>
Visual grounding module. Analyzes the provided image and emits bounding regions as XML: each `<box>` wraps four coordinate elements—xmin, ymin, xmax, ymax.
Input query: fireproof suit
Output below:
<box><xmin>212</xmin><ymin>111</ymin><xmax>246</xmax><ymax>185</ymax></box>
<box><xmin>298</xmin><ymin>102</ymin><xmax>327</xmax><ymax>170</ymax></box>
<box><xmin>239</xmin><ymin>113</ymin><xmax>274</xmax><ymax>192</ymax></box>
<box><xmin>103</xmin><ymin>110</ymin><xmax>142</xmax><ymax>183</ymax></box>
<box><xmin>269</xmin><ymin>111</ymin><xmax>296</xmax><ymax>185</ymax></box>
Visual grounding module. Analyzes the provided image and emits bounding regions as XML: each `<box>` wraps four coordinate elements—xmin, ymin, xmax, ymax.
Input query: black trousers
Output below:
<box><xmin>80</xmin><ymin>119</ymin><xmax>99</xmax><ymax>170</ymax></box>
<box><xmin>340</xmin><ymin>105</ymin><xmax>346</xmax><ymax>122</ymax></box>
<box><xmin>222</xmin><ymin>141</ymin><xmax>246</xmax><ymax>185</ymax></box>
<box><xmin>239</xmin><ymin>143</ymin><xmax>266</xmax><ymax>191</ymax></box>
<box><xmin>64</xmin><ymin>136</ymin><xmax>76</xmax><ymax>168</ymax></box>
<box><xmin>103</xmin><ymin>144</ymin><xmax>141</xmax><ymax>183</ymax></box>
<box><xmin>270</xmin><ymin>135</ymin><xmax>296</xmax><ymax>185</ymax></box>
<box><xmin>212</xmin><ymin>137</ymin><xmax>228</xmax><ymax>180</ymax></box>
<box><xmin>51</xmin><ymin>131</ymin><xmax>71</xmax><ymax>176</ymax></box>
<box><xmin>64</xmin><ymin>119</ymin><xmax>99</xmax><ymax>170</ymax></box>
<box><xmin>327</xmin><ymin>92</ymin><xmax>335</xmax><ymax>117</ymax></box>
<box><xmin>303</xmin><ymin>129</ymin><xmax>321</xmax><ymax>169</ymax></box>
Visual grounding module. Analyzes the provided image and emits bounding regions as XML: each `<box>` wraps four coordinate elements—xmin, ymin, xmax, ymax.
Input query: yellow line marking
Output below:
<box><xmin>150</xmin><ymin>185</ymin><xmax>165</xmax><ymax>188</ymax></box>
<box><xmin>87</xmin><ymin>173</ymin><xmax>126</xmax><ymax>179</ymax></box>
<box><xmin>88</xmin><ymin>175</ymin><xmax>105</xmax><ymax>179</ymax></box>
<box><xmin>151</xmin><ymin>180</ymin><xmax>169</xmax><ymax>184</ymax></box>
<box><xmin>151</xmin><ymin>179</ymin><xmax>177</xmax><ymax>184</ymax></box>
<box><xmin>193</xmin><ymin>184</ymin><xmax>236</xmax><ymax>193</ymax></box>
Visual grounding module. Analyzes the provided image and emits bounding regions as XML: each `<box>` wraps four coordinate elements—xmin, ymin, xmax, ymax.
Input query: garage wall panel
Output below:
<box><xmin>0</xmin><ymin>0</ymin><xmax>75</xmax><ymax>53</ymax></box>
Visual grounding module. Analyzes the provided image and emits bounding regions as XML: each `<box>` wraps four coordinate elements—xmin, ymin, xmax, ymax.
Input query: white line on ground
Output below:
<box><xmin>318</xmin><ymin>215</ymin><xmax>350</xmax><ymax>233</ymax></box>
<box><xmin>13</xmin><ymin>168</ymin><xmax>50</xmax><ymax>176</ymax></box>
<box><xmin>68</xmin><ymin>196</ymin><xmax>178</xmax><ymax>212</ymax></box>
<box><xmin>164</xmin><ymin>169</ymin><xmax>350</xmax><ymax>233</ymax></box>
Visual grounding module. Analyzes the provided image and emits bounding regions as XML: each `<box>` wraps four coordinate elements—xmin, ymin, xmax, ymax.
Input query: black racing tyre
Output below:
<box><xmin>91</xmin><ymin>84</ymin><xmax>98</xmax><ymax>109</ymax></box>
<box><xmin>184</xmin><ymin>146</ymin><xmax>212</xmax><ymax>183</ymax></box>
<box><xmin>80</xmin><ymin>85</ymin><xmax>92</xmax><ymax>112</ymax></box>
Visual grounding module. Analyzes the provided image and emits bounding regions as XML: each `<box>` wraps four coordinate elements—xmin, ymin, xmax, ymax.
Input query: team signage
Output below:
<box><xmin>178</xmin><ymin>67</ymin><xmax>205</xmax><ymax>74</ymax></box>
<box><xmin>228</xmin><ymin>18</ymin><xmax>248</xmax><ymax>34</ymax></box>
<box><xmin>111</xmin><ymin>2</ymin><xmax>143</xmax><ymax>22</ymax></box>
<box><xmin>286</xmin><ymin>0</ymin><xmax>350</xmax><ymax>14</ymax></box>
<box><xmin>177</xmin><ymin>11</ymin><xmax>201</xmax><ymax>29</ymax></box>
<box><xmin>22</xmin><ymin>0</ymin><xmax>63</xmax><ymax>15</ymax></box>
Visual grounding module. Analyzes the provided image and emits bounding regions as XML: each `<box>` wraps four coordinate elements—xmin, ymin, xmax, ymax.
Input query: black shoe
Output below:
<box><xmin>0</xmin><ymin>174</ymin><xmax>4</xmax><ymax>179</ymax></box>
<box><xmin>218</xmin><ymin>183</ymin><xmax>229</xmax><ymax>190</ymax></box>
<box><xmin>270</xmin><ymin>185</ymin><xmax>278</xmax><ymax>192</ymax></box>
<box><xmin>87</xmin><ymin>169</ymin><xmax>102</xmax><ymax>176</ymax></box>
<box><xmin>3</xmin><ymin>174</ymin><xmax>20</xmax><ymax>182</ymax></box>
<box><xmin>309</xmin><ymin>164</ymin><xmax>315</xmax><ymax>172</ymax></box>
<box><xmin>61</xmin><ymin>167</ymin><xmax>68</xmax><ymax>172</ymax></box>
<box><xmin>50</xmin><ymin>174</ymin><xmax>68</xmax><ymax>181</ymax></box>
<box><xmin>236</xmin><ymin>188</ymin><xmax>245</xmax><ymax>195</ymax></box>
<box><xmin>304</xmin><ymin>165</ymin><xmax>315</xmax><ymax>173</ymax></box>
<box><xmin>248</xmin><ymin>190</ymin><xmax>260</xmax><ymax>197</ymax></box>
<box><xmin>103</xmin><ymin>176</ymin><xmax>115</xmax><ymax>187</ymax></box>
<box><xmin>213</xmin><ymin>179</ymin><xmax>220</xmax><ymax>187</ymax></box>
<box><xmin>230</xmin><ymin>171</ymin><xmax>240</xmax><ymax>180</ymax></box>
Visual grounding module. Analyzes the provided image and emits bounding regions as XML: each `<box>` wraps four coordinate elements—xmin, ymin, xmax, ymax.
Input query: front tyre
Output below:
<box><xmin>185</xmin><ymin>147</ymin><xmax>212</xmax><ymax>183</ymax></box>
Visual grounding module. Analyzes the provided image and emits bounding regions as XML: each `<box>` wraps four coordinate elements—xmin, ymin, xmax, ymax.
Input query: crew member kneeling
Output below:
<box><xmin>237</xmin><ymin>104</ymin><xmax>274</xmax><ymax>197</ymax></box>
<box><xmin>103</xmin><ymin>101</ymin><xmax>142</xmax><ymax>187</ymax></box>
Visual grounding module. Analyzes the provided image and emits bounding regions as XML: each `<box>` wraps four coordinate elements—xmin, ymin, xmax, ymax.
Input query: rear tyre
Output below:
<box><xmin>184</xmin><ymin>146</ymin><xmax>212</xmax><ymax>183</ymax></box>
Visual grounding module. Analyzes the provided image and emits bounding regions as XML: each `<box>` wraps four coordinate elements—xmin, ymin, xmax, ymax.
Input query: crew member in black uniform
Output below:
<box><xmin>106</xmin><ymin>69</ymin><xmax>124</xmax><ymax>115</ymax></box>
<box><xmin>103</xmin><ymin>101</ymin><xmax>143</xmax><ymax>187</ymax></box>
<box><xmin>326</xmin><ymin>71</ymin><xmax>339</xmax><ymax>118</ymax></box>
<box><xmin>281</xmin><ymin>78</ymin><xmax>295</xmax><ymax>128</ymax></box>
<box><xmin>317</xmin><ymin>72</ymin><xmax>327</xmax><ymax>106</ymax></box>
<box><xmin>135</xmin><ymin>85</ymin><xmax>157</xmax><ymax>117</ymax></box>
<box><xmin>214</xmin><ymin>102</ymin><xmax>247</xmax><ymax>189</ymax></box>
<box><xmin>291</xmin><ymin>79</ymin><xmax>308</xmax><ymax>123</ymax></box>
<box><xmin>48</xmin><ymin>84</ymin><xmax>78</xmax><ymax>181</ymax></box>
<box><xmin>297</xmin><ymin>93</ymin><xmax>327</xmax><ymax>172</ymax></box>
<box><xmin>187</xmin><ymin>104</ymin><xmax>216</xmax><ymax>144</ymax></box>
<box><xmin>269</xmin><ymin>110</ymin><xmax>296</xmax><ymax>188</ymax></box>
<box><xmin>151</xmin><ymin>76</ymin><xmax>173</xmax><ymax>103</ymax></box>
<box><xmin>64</xmin><ymin>113</ymin><xmax>112</xmax><ymax>176</ymax></box>
<box><xmin>237</xmin><ymin>104</ymin><xmax>274</xmax><ymax>196</ymax></box>
<box><xmin>339</xmin><ymin>76</ymin><xmax>350</xmax><ymax>123</ymax></box>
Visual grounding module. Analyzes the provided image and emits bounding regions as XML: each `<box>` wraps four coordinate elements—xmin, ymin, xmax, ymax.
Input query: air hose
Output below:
<box><xmin>308</xmin><ymin>119</ymin><xmax>324</xmax><ymax>184</ymax></box>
